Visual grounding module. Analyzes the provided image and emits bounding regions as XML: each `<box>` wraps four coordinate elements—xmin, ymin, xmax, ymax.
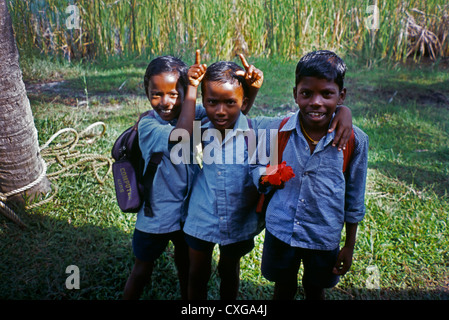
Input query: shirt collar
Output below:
<box><xmin>154</xmin><ymin>111</ymin><xmax>178</xmax><ymax>126</ymax></box>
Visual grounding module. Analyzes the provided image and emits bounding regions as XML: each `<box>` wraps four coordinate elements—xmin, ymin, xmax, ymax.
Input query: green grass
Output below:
<box><xmin>1</xmin><ymin>56</ymin><xmax>448</xmax><ymax>300</ymax></box>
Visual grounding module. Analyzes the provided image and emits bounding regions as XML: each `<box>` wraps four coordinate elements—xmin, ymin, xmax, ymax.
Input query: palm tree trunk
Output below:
<box><xmin>0</xmin><ymin>0</ymin><xmax>50</xmax><ymax>226</ymax></box>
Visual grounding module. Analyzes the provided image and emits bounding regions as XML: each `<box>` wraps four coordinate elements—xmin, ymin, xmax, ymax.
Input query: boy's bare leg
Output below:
<box><xmin>218</xmin><ymin>255</ymin><xmax>241</xmax><ymax>300</ymax></box>
<box><xmin>174</xmin><ymin>242</ymin><xmax>190</xmax><ymax>300</ymax></box>
<box><xmin>273</xmin><ymin>273</ymin><xmax>298</xmax><ymax>300</ymax></box>
<box><xmin>188</xmin><ymin>247</ymin><xmax>212</xmax><ymax>299</ymax></box>
<box><xmin>304</xmin><ymin>284</ymin><xmax>325</xmax><ymax>300</ymax></box>
<box><xmin>123</xmin><ymin>258</ymin><xmax>154</xmax><ymax>300</ymax></box>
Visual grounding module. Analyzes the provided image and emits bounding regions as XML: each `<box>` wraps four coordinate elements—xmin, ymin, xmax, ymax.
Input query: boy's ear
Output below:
<box><xmin>240</xmin><ymin>96</ymin><xmax>250</xmax><ymax>113</ymax></box>
<box><xmin>338</xmin><ymin>88</ymin><xmax>347</xmax><ymax>105</ymax></box>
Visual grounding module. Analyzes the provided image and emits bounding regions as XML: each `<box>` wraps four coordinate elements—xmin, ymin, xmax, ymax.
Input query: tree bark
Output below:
<box><xmin>0</xmin><ymin>0</ymin><xmax>50</xmax><ymax>219</ymax></box>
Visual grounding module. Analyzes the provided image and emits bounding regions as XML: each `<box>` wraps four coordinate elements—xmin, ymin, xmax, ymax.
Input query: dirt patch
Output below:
<box><xmin>24</xmin><ymin>80</ymin><xmax>143</xmax><ymax>109</ymax></box>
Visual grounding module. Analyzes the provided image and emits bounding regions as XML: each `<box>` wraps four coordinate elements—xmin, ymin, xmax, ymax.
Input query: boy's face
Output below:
<box><xmin>147</xmin><ymin>72</ymin><xmax>185</xmax><ymax>122</ymax></box>
<box><xmin>293</xmin><ymin>76</ymin><xmax>346</xmax><ymax>129</ymax></box>
<box><xmin>202</xmin><ymin>80</ymin><xmax>248</xmax><ymax>133</ymax></box>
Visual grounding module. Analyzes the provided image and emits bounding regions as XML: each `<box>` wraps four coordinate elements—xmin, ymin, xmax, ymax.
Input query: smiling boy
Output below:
<box><xmin>254</xmin><ymin>50</ymin><xmax>369</xmax><ymax>300</ymax></box>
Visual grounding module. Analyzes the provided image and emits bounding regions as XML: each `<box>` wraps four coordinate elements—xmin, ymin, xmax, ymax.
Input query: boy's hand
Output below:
<box><xmin>329</xmin><ymin>105</ymin><xmax>352</xmax><ymax>151</ymax></box>
<box><xmin>332</xmin><ymin>246</ymin><xmax>354</xmax><ymax>276</ymax></box>
<box><xmin>188</xmin><ymin>49</ymin><xmax>207</xmax><ymax>87</ymax></box>
<box><xmin>235</xmin><ymin>54</ymin><xmax>264</xmax><ymax>90</ymax></box>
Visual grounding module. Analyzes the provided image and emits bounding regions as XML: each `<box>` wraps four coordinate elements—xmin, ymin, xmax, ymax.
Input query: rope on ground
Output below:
<box><xmin>0</xmin><ymin>122</ymin><xmax>112</xmax><ymax>228</ymax></box>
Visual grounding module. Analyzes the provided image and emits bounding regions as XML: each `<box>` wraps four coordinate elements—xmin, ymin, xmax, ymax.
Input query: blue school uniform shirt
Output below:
<box><xmin>251</xmin><ymin>110</ymin><xmax>369</xmax><ymax>251</ymax></box>
<box><xmin>183</xmin><ymin>112</ymin><xmax>266</xmax><ymax>245</ymax></box>
<box><xmin>135</xmin><ymin>105</ymin><xmax>206</xmax><ymax>234</ymax></box>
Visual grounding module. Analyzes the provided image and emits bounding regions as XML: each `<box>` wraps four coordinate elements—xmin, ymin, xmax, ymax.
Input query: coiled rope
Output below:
<box><xmin>0</xmin><ymin>122</ymin><xmax>112</xmax><ymax>228</ymax></box>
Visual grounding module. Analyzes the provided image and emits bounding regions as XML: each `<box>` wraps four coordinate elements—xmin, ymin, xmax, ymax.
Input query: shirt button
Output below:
<box><xmin>217</xmin><ymin>171</ymin><xmax>221</xmax><ymax>175</ymax></box>
<box><xmin>300</xmin><ymin>199</ymin><xmax>305</xmax><ymax>203</ymax></box>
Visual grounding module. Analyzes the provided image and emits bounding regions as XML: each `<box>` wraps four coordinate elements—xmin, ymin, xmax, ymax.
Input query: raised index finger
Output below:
<box><xmin>239</xmin><ymin>53</ymin><xmax>250</xmax><ymax>70</ymax></box>
<box><xmin>195</xmin><ymin>49</ymin><xmax>201</xmax><ymax>65</ymax></box>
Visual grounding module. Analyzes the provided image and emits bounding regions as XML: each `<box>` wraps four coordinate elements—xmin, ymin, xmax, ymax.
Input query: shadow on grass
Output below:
<box><xmin>0</xmin><ymin>211</ymin><xmax>132</xmax><ymax>299</ymax></box>
<box><xmin>370</xmin><ymin>158</ymin><xmax>449</xmax><ymax>197</ymax></box>
<box><xmin>0</xmin><ymin>209</ymin><xmax>181</xmax><ymax>300</ymax></box>
<box><xmin>2</xmin><ymin>209</ymin><xmax>448</xmax><ymax>301</ymax></box>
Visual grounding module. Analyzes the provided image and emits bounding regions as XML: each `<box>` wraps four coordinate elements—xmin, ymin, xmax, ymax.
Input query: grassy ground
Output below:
<box><xmin>1</xmin><ymin>55</ymin><xmax>448</xmax><ymax>300</ymax></box>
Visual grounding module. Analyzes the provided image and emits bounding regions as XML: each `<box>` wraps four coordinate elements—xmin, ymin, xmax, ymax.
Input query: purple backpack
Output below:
<box><xmin>111</xmin><ymin>110</ymin><xmax>162</xmax><ymax>216</ymax></box>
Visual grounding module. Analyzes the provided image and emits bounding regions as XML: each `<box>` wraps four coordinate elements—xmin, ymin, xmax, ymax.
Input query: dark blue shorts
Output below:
<box><xmin>184</xmin><ymin>234</ymin><xmax>254</xmax><ymax>258</ymax></box>
<box><xmin>261</xmin><ymin>231</ymin><xmax>340</xmax><ymax>288</ymax></box>
<box><xmin>132</xmin><ymin>228</ymin><xmax>188</xmax><ymax>263</ymax></box>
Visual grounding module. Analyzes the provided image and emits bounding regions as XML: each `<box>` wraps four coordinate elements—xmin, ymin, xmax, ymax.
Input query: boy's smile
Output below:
<box><xmin>203</xmin><ymin>81</ymin><xmax>248</xmax><ymax>134</ymax></box>
<box><xmin>294</xmin><ymin>76</ymin><xmax>346</xmax><ymax>130</ymax></box>
<box><xmin>147</xmin><ymin>72</ymin><xmax>185</xmax><ymax>121</ymax></box>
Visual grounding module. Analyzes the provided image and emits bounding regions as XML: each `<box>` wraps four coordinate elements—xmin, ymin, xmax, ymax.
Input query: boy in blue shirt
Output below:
<box><xmin>253</xmin><ymin>50</ymin><xmax>369</xmax><ymax>300</ymax></box>
<box><xmin>181</xmin><ymin>57</ymin><xmax>265</xmax><ymax>300</ymax></box>
<box><xmin>122</xmin><ymin>55</ymin><xmax>202</xmax><ymax>299</ymax></box>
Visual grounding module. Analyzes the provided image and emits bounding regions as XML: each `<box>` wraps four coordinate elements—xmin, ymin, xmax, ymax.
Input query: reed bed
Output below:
<box><xmin>9</xmin><ymin>0</ymin><xmax>449</xmax><ymax>63</ymax></box>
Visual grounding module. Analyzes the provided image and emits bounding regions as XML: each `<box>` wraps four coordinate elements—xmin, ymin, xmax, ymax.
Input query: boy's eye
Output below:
<box><xmin>300</xmin><ymin>91</ymin><xmax>311</xmax><ymax>98</ymax></box>
<box><xmin>226</xmin><ymin>100</ymin><xmax>236</xmax><ymax>105</ymax></box>
<box><xmin>321</xmin><ymin>90</ymin><xmax>336</xmax><ymax>98</ymax></box>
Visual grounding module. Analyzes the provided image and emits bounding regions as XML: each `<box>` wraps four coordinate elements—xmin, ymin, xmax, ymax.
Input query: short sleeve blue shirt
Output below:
<box><xmin>184</xmin><ymin>112</ymin><xmax>263</xmax><ymax>245</ymax></box>
<box><xmin>135</xmin><ymin>105</ymin><xmax>206</xmax><ymax>234</ymax></box>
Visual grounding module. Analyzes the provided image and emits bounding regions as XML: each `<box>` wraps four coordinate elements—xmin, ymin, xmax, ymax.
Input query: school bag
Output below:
<box><xmin>111</xmin><ymin>110</ymin><xmax>161</xmax><ymax>216</ymax></box>
<box><xmin>255</xmin><ymin>116</ymin><xmax>355</xmax><ymax>215</ymax></box>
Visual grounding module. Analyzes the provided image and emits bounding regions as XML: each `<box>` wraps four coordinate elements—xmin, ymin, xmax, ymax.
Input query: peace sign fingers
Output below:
<box><xmin>236</xmin><ymin>53</ymin><xmax>264</xmax><ymax>89</ymax></box>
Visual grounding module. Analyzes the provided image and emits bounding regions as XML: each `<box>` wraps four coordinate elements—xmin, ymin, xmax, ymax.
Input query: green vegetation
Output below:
<box><xmin>1</xmin><ymin>55</ymin><xmax>448</xmax><ymax>300</ymax></box>
<box><xmin>9</xmin><ymin>0</ymin><xmax>449</xmax><ymax>63</ymax></box>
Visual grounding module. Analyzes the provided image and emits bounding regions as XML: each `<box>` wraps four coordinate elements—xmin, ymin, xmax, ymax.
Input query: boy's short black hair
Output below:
<box><xmin>295</xmin><ymin>50</ymin><xmax>347</xmax><ymax>91</ymax></box>
<box><xmin>201</xmin><ymin>61</ymin><xmax>249</xmax><ymax>97</ymax></box>
<box><xmin>143</xmin><ymin>55</ymin><xmax>188</xmax><ymax>98</ymax></box>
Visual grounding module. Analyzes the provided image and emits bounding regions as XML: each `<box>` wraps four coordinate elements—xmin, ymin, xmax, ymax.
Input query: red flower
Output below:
<box><xmin>261</xmin><ymin>161</ymin><xmax>295</xmax><ymax>186</ymax></box>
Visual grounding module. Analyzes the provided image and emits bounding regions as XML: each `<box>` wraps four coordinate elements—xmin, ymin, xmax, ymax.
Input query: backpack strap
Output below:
<box><xmin>342</xmin><ymin>128</ymin><xmax>355</xmax><ymax>173</ymax></box>
<box><xmin>143</xmin><ymin>152</ymin><xmax>163</xmax><ymax>217</ymax></box>
<box><xmin>277</xmin><ymin>117</ymin><xmax>291</xmax><ymax>163</ymax></box>
<box><xmin>256</xmin><ymin>116</ymin><xmax>291</xmax><ymax>214</ymax></box>
<box><xmin>136</xmin><ymin>110</ymin><xmax>163</xmax><ymax>217</ymax></box>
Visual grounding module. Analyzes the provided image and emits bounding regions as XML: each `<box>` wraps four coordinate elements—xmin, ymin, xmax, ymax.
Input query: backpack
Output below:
<box><xmin>255</xmin><ymin>116</ymin><xmax>355</xmax><ymax>215</ymax></box>
<box><xmin>111</xmin><ymin>110</ymin><xmax>161</xmax><ymax>216</ymax></box>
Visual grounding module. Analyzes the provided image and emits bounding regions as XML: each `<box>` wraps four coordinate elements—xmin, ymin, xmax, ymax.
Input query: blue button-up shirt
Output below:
<box><xmin>184</xmin><ymin>112</ymin><xmax>267</xmax><ymax>245</ymax></box>
<box><xmin>251</xmin><ymin>110</ymin><xmax>369</xmax><ymax>250</ymax></box>
<box><xmin>135</xmin><ymin>105</ymin><xmax>206</xmax><ymax>234</ymax></box>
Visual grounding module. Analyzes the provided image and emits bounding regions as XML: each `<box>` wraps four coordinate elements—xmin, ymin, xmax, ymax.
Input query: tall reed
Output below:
<box><xmin>9</xmin><ymin>0</ymin><xmax>449</xmax><ymax>63</ymax></box>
